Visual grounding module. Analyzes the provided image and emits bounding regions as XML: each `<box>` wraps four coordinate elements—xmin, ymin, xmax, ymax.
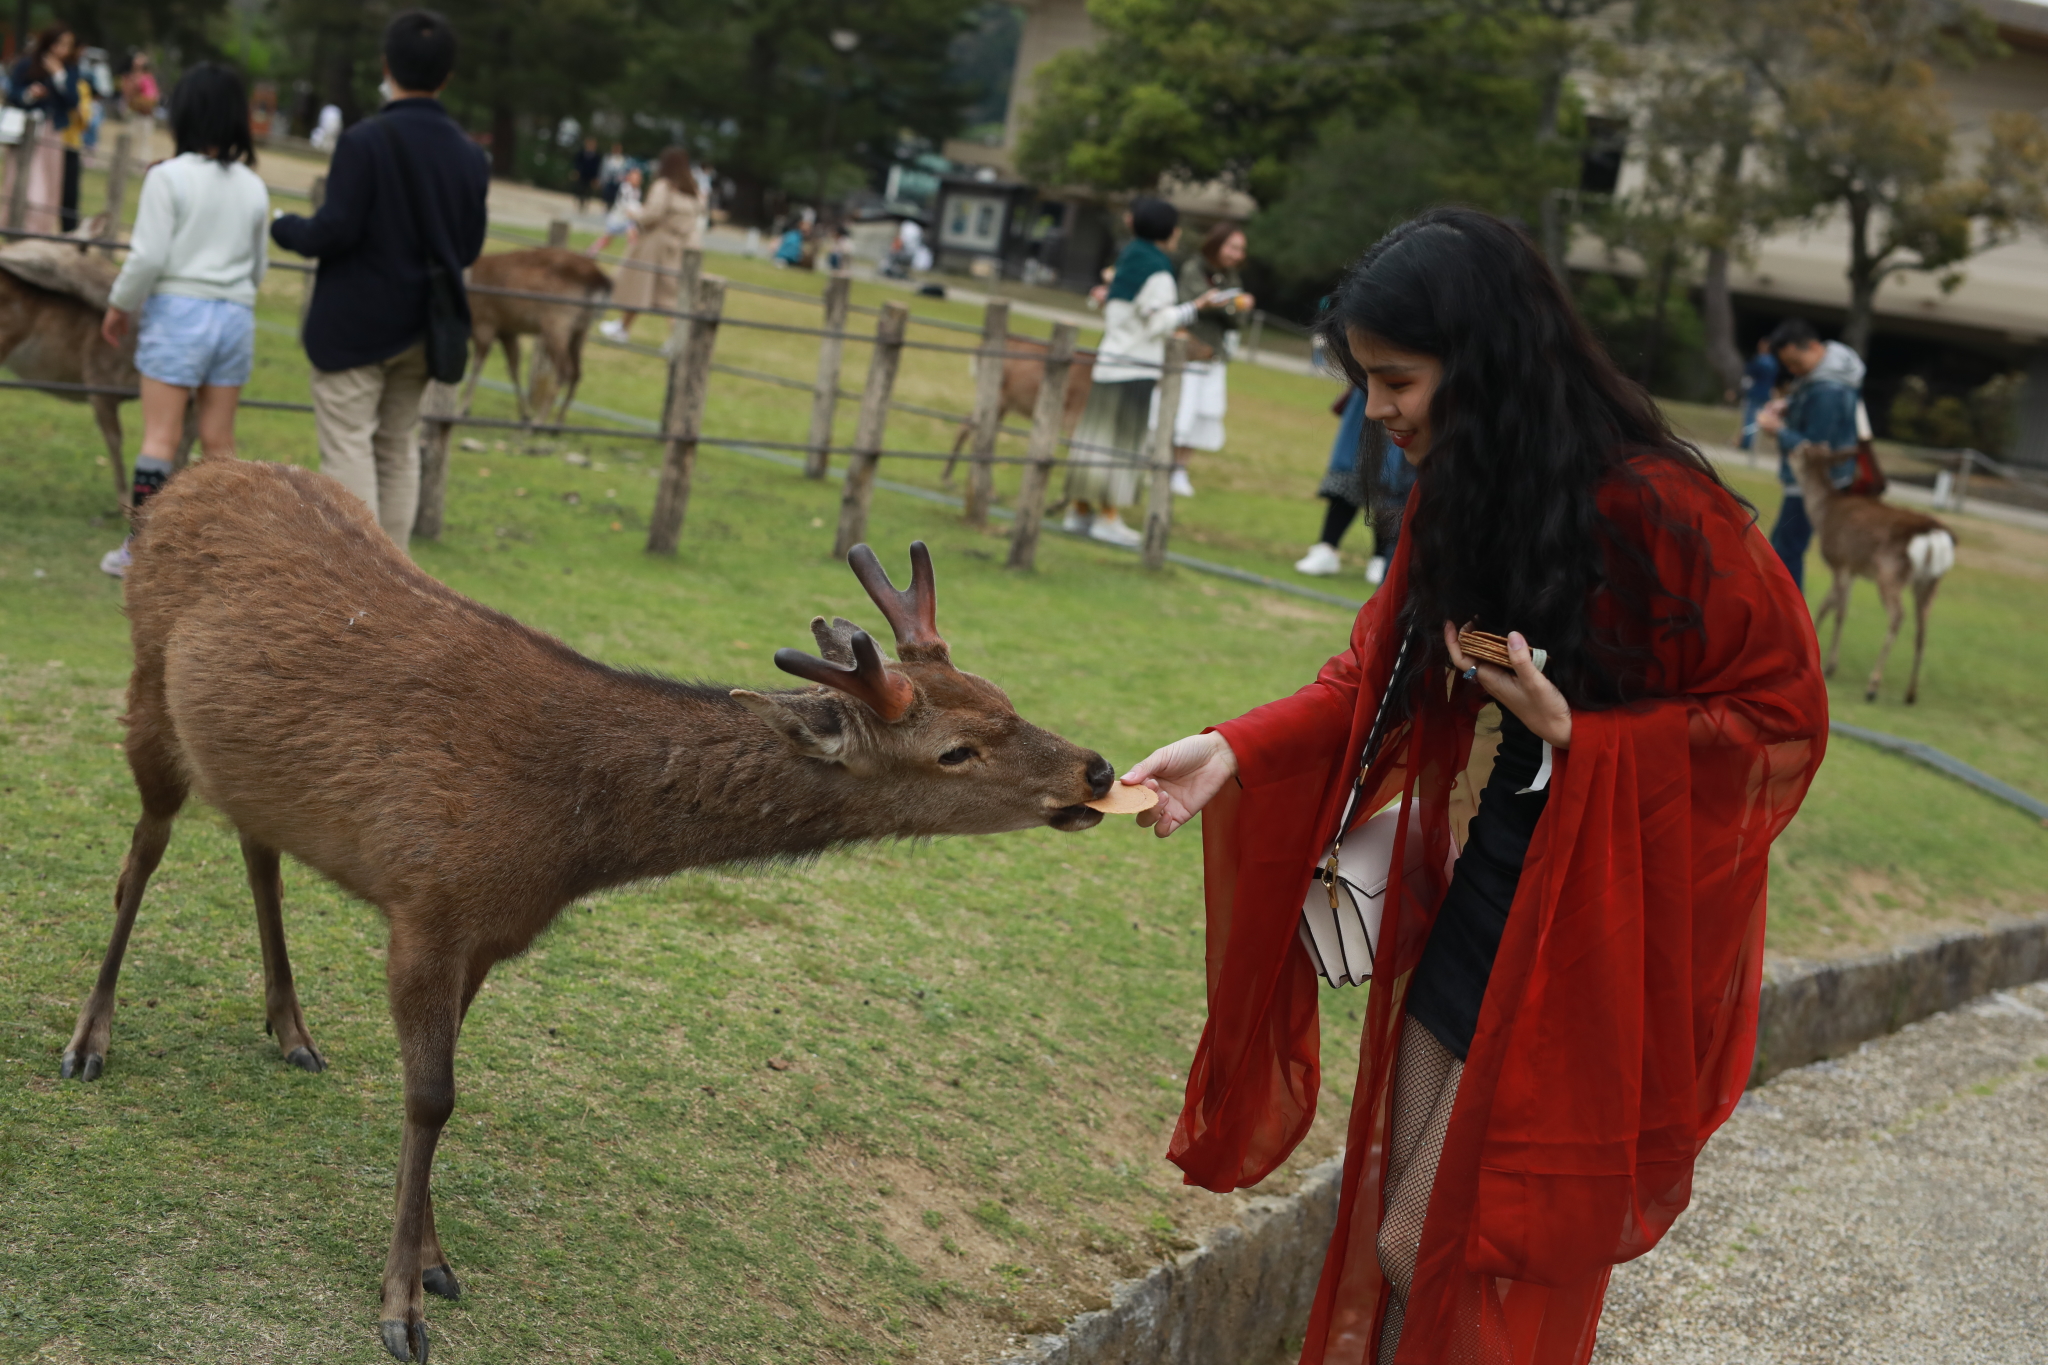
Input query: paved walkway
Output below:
<box><xmin>1596</xmin><ymin>979</ymin><xmax>2048</xmax><ymax>1363</ymax></box>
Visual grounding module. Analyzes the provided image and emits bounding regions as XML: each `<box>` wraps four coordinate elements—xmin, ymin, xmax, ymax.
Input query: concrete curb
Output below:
<box><xmin>1751</xmin><ymin>913</ymin><xmax>2048</xmax><ymax>1082</ymax></box>
<box><xmin>1000</xmin><ymin>912</ymin><xmax>2048</xmax><ymax>1364</ymax></box>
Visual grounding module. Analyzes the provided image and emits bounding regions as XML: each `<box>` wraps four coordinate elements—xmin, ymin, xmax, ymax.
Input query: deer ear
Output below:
<box><xmin>809</xmin><ymin>616</ymin><xmax>863</xmax><ymax>666</ymax></box>
<box><xmin>730</xmin><ymin>689</ymin><xmax>849</xmax><ymax>761</ymax></box>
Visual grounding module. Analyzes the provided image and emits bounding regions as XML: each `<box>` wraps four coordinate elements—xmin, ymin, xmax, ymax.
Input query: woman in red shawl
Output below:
<box><xmin>1120</xmin><ymin>210</ymin><xmax>1827</xmax><ymax>1364</ymax></box>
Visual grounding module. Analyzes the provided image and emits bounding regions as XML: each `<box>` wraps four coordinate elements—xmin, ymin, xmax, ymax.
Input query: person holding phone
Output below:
<box><xmin>1171</xmin><ymin>221</ymin><xmax>1253</xmax><ymax>496</ymax></box>
<box><xmin>1120</xmin><ymin>209</ymin><xmax>1826</xmax><ymax>1364</ymax></box>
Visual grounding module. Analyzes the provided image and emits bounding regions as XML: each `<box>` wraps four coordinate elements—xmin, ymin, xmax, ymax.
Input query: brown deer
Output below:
<box><xmin>940</xmin><ymin>334</ymin><xmax>1096</xmax><ymax>482</ymax></box>
<box><xmin>60</xmin><ymin>458</ymin><xmax>1111</xmax><ymax>1361</ymax></box>
<box><xmin>460</xmin><ymin>247</ymin><xmax>612</xmax><ymax>425</ymax></box>
<box><xmin>1796</xmin><ymin>443</ymin><xmax>1956</xmax><ymax>703</ymax></box>
<box><xmin>0</xmin><ymin>223</ymin><xmax>153</xmax><ymax>505</ymax></box>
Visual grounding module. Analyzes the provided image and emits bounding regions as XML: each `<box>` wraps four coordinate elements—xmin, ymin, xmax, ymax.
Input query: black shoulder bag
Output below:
<box><xmin>376</xmin><ymin>116</ymin><xmax>469</xmax><ymax>384</ymax></box>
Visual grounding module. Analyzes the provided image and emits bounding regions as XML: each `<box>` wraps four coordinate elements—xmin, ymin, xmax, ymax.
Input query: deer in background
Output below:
<box><xmin>61</xmin><ymin>458</ymin><xmax>1111</xmax><ymax>1361</ymax></box>
<box><xmin>940</xmin><ymin>334</ymin><xmax>1096</xmax><ymax>483</ymax></box>
<box><xmin>1796</xmin><ymin>443</ymin><xmax>1956</xmax><ymax>703</ymax></box>
<box><xmin>460</xmin><ymin>247</ymin><xmax>612</xmax><ymax>425</ymax></box>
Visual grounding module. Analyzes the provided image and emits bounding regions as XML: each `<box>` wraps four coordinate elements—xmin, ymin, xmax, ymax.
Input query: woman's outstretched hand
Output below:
<box><xmin>1444</xmin><ymin>623</ymin><xmax>1572</xmax><ymax>748</ymax></box>
<box><xmin>1122</xmin><ymin>732</ymin><xmax>1239</xmax><ymax>838</ymax></box>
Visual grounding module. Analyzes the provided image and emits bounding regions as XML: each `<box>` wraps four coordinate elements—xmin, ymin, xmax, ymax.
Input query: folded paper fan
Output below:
<box><xmin>1086</xmin><ymin>783</ymin><xmax>1161</xmax><ymax>815</ymax></box>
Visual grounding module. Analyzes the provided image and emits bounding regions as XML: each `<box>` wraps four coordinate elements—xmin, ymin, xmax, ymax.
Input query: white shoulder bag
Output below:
<box><xmin>1298</xmin><ymin>628</ymin><xmax>1420</xmax><ymax>988</ymax></box>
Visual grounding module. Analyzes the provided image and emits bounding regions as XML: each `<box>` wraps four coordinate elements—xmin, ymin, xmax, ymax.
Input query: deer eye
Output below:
<box><xmin>938</xmin><ymin>746</ymin><xmax>977</xmax><ymax>767</ymax></box>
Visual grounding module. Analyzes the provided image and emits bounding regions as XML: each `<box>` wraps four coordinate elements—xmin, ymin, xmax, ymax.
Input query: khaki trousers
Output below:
<box><xmin>310</xmin><ymin>342</ymin><xmax>429</xmax><ymax>549</ymax></box>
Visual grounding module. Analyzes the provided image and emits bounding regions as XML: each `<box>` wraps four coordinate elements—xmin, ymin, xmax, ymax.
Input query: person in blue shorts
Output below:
<box><xmin>97</xmin><ymin>62</ymin><xmax>270</xmax><ymax>577</ymax></box>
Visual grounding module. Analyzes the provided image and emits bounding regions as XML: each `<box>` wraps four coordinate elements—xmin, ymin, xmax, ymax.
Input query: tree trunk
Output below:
<box><xmin>1641</xmin><ymin>245</ymin><xmax>1678</xmax><ymax>391</ymax></box>
<box><xmin>491</xmin><ymin>103</ymin><xmax>517</xmax><ymax>180</ymax></box>
<box><xmin>1702</xmin><ymin>245</ymin><xmax>1744</xmax><ymax>397</ymax></box>
<box><xmin>1842</xmin><ymin>193</ymin><xmax>1878</xmax><ymax>357</ymax></box>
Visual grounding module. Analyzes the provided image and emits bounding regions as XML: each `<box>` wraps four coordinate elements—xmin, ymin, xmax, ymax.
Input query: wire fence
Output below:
<box><xmin>0</xmin><ymin>171</ymin><xmax>1193</xmax><ymax>570</ymax></box>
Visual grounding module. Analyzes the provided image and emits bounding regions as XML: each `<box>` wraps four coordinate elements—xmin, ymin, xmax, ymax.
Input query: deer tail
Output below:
<box><xmin>1908</xmin><ymin>529</ymin><xmax>1955</xmax><ymax>584</ymax></box>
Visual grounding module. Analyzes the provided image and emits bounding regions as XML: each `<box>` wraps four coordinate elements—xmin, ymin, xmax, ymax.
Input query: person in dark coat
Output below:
<box><xmin>270</xmin><ymin>8</ymin><xmax>488</xmax><ymax>551</ymax></box>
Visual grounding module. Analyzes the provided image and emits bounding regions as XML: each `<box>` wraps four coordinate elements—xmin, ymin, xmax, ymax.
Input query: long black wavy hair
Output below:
<box><xmin>1316</xmin><ymin>207</ymin><xmax>1745</xmax><ymax>711</ymax></box>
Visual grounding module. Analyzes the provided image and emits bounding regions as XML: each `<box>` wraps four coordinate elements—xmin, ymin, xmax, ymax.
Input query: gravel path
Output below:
<box><xmin>1596</xmin><ymin>979</ymin><xmax>2048</xmax><ymax>1363</ymax></box>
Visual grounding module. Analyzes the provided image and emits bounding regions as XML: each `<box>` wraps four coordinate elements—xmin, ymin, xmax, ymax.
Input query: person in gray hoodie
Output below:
<box><xmin>1757</xmin><ymin>318</ymin><xmax>1864</xmax><ymax>589</ymax></box>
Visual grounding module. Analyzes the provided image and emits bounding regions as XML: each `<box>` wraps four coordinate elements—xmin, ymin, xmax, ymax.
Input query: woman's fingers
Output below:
<box><xmin>1442</xmin><ymin>622</ymin><xmax>1471</xmax><ymax>674</ymax></box>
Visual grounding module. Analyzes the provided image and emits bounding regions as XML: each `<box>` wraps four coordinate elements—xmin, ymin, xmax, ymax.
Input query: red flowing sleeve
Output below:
<box><xmin>1171</xmin><ymin>537</ymin><xmax>1419</xmax><ymax>1193</ymax></box>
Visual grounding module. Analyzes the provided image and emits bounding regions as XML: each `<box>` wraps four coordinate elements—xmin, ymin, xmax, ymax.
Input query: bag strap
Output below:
<box><xmin>1318</xmin><ymin>624</ymin><xmax>1415</xmax><ymax>897</ymax></box>
<box><xmin>374</xmin><ymin>115</ymin><xmax>439</xmax><ymax>277</ymax></box>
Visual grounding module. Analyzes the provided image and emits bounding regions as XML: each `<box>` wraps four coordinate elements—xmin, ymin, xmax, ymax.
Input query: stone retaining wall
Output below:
<box><xmin>1002</xmin><ymin>914</ymin><xmax>2048</xmax><ymax>1365</ymax></box>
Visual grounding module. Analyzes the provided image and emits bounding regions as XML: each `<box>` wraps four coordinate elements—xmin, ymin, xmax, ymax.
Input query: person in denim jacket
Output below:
<box><xmin>1758</xmin><ymin>317</ymin><xmax>1863</xmax><ymax>589</ymax></box>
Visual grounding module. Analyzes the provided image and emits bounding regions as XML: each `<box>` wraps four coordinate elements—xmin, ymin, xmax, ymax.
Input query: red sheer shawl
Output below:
<box><xmin>1169</xmin><ymin>460</ymin><xmax>1828</xmax><ymax>1364</ymax></box>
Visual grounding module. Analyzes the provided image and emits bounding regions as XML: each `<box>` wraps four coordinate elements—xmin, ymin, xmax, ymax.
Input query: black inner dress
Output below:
<box><xmin>1403</xmin><ymin>709</ymin><xmax>1550</xmax><ymax>1061</ymax></box>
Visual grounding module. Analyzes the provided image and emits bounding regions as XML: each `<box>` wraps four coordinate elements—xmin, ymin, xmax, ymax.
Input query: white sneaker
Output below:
<box><xmin>599</xmin><ymin>319</ymin><xmax>627</xmax><ymax>342</ymax></box>
<box><xmin>1294</xmin><ymin>542</ymin><xmax>1342</xmax><ymax>576</ymax></box>
<box><xmin>1365</xmin><ymin>555</ymin><xmax>1387</xmax><ymax>585</ymax></box>
<box><xmin>1170</xmin><ymin>468</ymin><xmax>1195</xmax><ymax>498</ymax></box>
<box><xmin>1060</xmin><ymin>508</ymin><xmax>1091</xmax><ymax>535</ymax></box>
<box><xmin>99</xmin><ymin>542</ymin><xmax>131</xmax><ymax>578</ymax></box>
<box><xmin>1089</xmin><ymin>515</ymin><xmax>1143</xmax><ymax>548</ymax></box>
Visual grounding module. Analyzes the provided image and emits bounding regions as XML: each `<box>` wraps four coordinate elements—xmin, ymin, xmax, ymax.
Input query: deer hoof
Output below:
<box><xmin>284</xmin><ymin>1045</ymin><xmax>326</xmax><ymax>1073</ymax></box>
<box><xmin>422</xmin><ymin>1264</ymin><xmax>461</xmax><ymax>1300</ymax></box>
<box><xmin>59</xmin><ymin>1050</ymin><xmax>104</xmax><ymax>1082</ymax></box>
<box><xmin>379</xmin><ymin>1319</ymin><xmax>428</xmax><ymax>1362</ymax></box>
<box><xmin>1864</xmin><ymin>688</ymin><xmax>1879</xmax><ymax>703</ymax></box>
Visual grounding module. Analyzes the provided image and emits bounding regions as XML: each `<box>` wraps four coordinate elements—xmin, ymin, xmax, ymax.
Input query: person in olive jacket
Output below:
<box><xmin>270</xmin><ymin>9</ymin><xmax>488</xmax><ymax>550</ymax></box>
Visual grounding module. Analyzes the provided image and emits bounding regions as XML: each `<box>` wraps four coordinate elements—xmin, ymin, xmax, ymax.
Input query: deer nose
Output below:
<box><xmin>1084</xmin><ymin>754</ymin><xmax>1114</xmax><ymax>800</ymax></box>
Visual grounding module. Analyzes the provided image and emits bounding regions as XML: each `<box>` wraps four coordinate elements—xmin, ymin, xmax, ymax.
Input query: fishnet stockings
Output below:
<box><xmin>1375</xmin><ymin>1017</ymin><xmax>1464</xmax><ymax>1363</ymax></box>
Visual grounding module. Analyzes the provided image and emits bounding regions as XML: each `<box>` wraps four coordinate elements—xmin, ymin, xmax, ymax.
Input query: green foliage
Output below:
<box><xmin>1574</xmin><ymin>270</ymin><xmax>1715</xmax><ymax>403</ymax></box>
<box><xmin>1887</xmin><ymin>373</ymin><xmax>2021</xmax><ymax>455</ymax></box>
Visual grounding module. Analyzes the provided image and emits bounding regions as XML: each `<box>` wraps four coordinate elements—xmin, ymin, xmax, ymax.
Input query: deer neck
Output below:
<box><xmin>553</xmin><ymin>681</ymin><xmax>911</xmax><ymax>893</ymax></box>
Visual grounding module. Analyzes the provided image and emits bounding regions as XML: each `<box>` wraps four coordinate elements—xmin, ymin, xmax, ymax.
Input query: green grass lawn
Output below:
<box><xmin>3</xmin><ymin>246</ymin><xmax>2046</xmax><ymax>1363</ymax></box>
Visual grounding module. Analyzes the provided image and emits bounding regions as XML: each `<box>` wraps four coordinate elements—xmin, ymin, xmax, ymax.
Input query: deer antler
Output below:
<box><xmin>847</xmin><ymin>542</ymin><xmax>949</xmax><ymax>663</ymax></box>
<box><xmin>774</xmin><ymin>628</ymin><xmax>915</xmax><ymax>722</ymax></box>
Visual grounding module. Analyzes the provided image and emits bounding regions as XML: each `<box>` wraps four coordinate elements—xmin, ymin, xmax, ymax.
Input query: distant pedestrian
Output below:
<box><xmin>571</xmin><ymin>135</ymin><xmax>601</xmax><ymax>211</ymax></box>
<box><xmin>8</xmin><ymin>26</ymin><xmax>80</xmax><ymax>235</ymax></box>
<box><xmin>587</xmin><ymin>164</ymin><xmax>639</xmax><ymax>256</ymax></box>
<box><xmin>1170</xmin><ymin>221</ymin><xmax>1252</xmax><ymax>497</ymax></box>
<box><xmin>1756</xmin><ymin>317</ymin><xmax>1863</xmax><ymax>589</ymax></box>
<box><xmin>96</xmin><ymin>63</ymin><xmax>269</xmax><ymax>577</ymax></box>
<box><xmin>56</xmin><ymin>52</ymin><xmax>92</xmax><ymax>229</ymax></box>
<box><xmin>270</xmin><ymin>9</ymin><xmax>489</xmax><ymax>551</ymax></box>
<box><xmin>310</xmin><ymin>103</ymin><xmax>343</xmax><ymax>150</ymax></box>
<box><xmin>1737</xmin><ymin>335</ymin><xmax>1778</xmax><ymax>452</ymax></box>
<box><xmin>118</xmin><ymin>50</ymin><xmax>159</xmax><ymax>119</ymax></box>
<box><xmin>598</xmin><ymin>141</ymin><xmax>628</xmax><ymax>207</ymax></box>
<box><xmin>1295</xmin><ymin>386</ymin><xmax>1414</xmax><ymax>583</ymax></box>
<box><xmin>882</xmin><ymin>216</ymin><xmax>927</xmax><ymax>278</ymax></box>
<box><xmin>1063</xmin><ymin>196</ymin><xmax>1220</xmax><ymax>547</ymax></box>
<box><xmin>602</xmin><ymin>146</ymin><xmax>699</xmax><ymax>341</ymax></box>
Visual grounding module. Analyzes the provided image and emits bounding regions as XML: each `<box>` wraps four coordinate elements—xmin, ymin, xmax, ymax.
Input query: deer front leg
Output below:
<box><xmin>457</xmin><ymin>335</ymin><xmax>491</xmax><ymax>418</ymax></box>
<box><xmin>62</xmin><ymin>804</ymin><xmax>179</xmax><ymax>1079</ymax></box>
<box><xmin>501</xmin><ymin>335</ymin><xmax>530</xmax><ymax>425</ymax></box>
<box><xmin>378</xmin><ymin>941</ymin><xmax>465</xmax><ymax>1362</ymax></box>
<box><xmin>1865</xmin><ymin>571</ymin><xmax>1908</xmax><ymax>702</ymax></box>
<box><xmin>242</xmin><ymin>834</ymin><xmax>324</xmax><ymax>1071</ymax></box>
<box><xmin>1816</xmin><ymin>567</ymin><xmax>1852</xmax><ymax>679</ymax></box>
<box><xmin>90</xmin><ymin>393</ymin><xmax>128</xmax><ymax>510</ymax></box>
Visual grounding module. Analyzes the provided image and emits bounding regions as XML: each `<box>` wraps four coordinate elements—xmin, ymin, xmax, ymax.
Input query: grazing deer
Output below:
<box><xmin>61</xmin><ymin>458</ymin><xmax>1111</xmax><ymax>1361</ymax></box>
<box><xmin>460</xmin><ymin>247</ymin><xmax>611</xmax><ymax>426</ymax></box>
<box><xmin>0</xmin><ymin>223</ymin><xmax>154</xmax><ymax>506</ymax></box>
<box><xmin>1796</xmin><ymin>443</ymin><xmax>1956</xmax><ymax>703</ymax></box>
<box><xmin>940</xmin><ymin>334</ymin><xmax>1096</xmax><ymax>482</ymax></box>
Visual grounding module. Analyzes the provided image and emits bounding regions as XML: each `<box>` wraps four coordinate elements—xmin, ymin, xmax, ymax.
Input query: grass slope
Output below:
<box><xmin>2</xmin><ymin>250</ymin><xmax>2045</xmax><ymax>1363</ymax></box>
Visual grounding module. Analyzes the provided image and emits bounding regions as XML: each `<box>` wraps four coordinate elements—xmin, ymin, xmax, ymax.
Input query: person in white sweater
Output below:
<box><xmin>1064</xmin><ymin>197</ymin><xmax>1220</xmax><ymax>547</ymax></box>
<box><xmin>97</xmin><ymin>63</ymin><xmax>270</xmax><ymax>577</ymax></box>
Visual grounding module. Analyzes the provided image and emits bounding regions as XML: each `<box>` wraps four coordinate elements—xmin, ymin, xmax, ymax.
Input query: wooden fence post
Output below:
<box><xmin>1005</xmin><ymin>323</ymin><xmax>1078</xmax><ymax>571</ymax></box>
<box><xmin>298</xmin><ymin>175</ymin><xmax>326</xmax><ymax>323</ymax></box>
<box><xmin>547</xmin><ymin>218</ymin><xmax>569</xmax><ymax>247</ymax></box>
<box><xmin>6</xmin><ymin>118</ymin><xmax>34</xmax><ymax>230</ymax></box>
<box><xmin>962</xmin><ymin>299</ymin><xmax>1009</xmax><ymax>527</ymax></box>
<box><xmin>1141</xmin><ymin>337</ymin><xmax>1188</xmax><ymax>570</ymax></box>
<box><xmin>412</xmin><ymin>381</ymin><xmax>462</xmax><ymax>541</ymax></box>
<box><xmin>653</xmin><ymin>249</ymin><xmax>705</xmax><ymax>439</ymax></box>
<box><xmin>832</xmin><ymin>301</ymin><xmax>909</xmax><ymax>558</ymax></box>
<box><xmin>100</xmin><ymin>131</ymin><xmax>132</xmax><ymax>253</ymax></box>
<box><xmin>804</xmin><ymin>273</ymin><xmax>852</xmax><ymax>479</ymax></box>
<box><xmin>647</xmin><ymin>275</ymin><xmax>726</xmax><ymax>554</ymax></box>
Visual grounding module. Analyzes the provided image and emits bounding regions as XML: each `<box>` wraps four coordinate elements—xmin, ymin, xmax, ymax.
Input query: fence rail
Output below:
<box><xmin>0</xmin><ymin>170</ymin><xmax>1189</xmax><ymax>572</ymax></box>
